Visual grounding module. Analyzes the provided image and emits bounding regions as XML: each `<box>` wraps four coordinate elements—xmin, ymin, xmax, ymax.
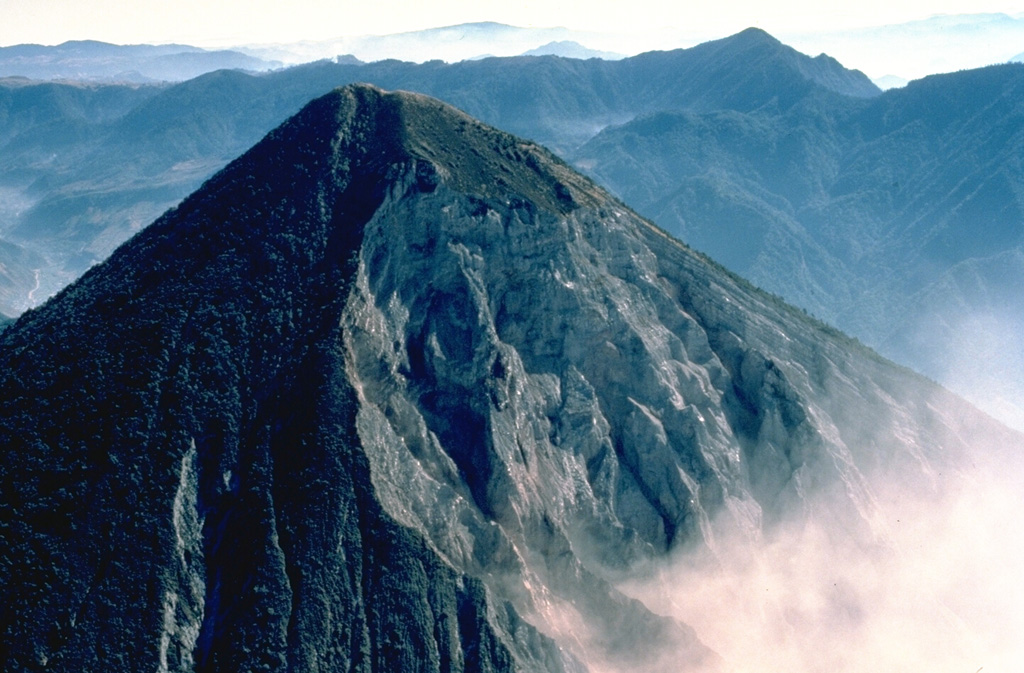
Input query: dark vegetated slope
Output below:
<box><xmin>1</xmin><ymin>85</ymin><xmax>1011</xmax><ymax>673</ymax></box>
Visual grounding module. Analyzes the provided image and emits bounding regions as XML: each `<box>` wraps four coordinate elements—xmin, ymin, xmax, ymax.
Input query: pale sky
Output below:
<box><xmin>0</xmin><ymin>0</ymin><xmax>1021</xmax><ymax>47</ymax></box>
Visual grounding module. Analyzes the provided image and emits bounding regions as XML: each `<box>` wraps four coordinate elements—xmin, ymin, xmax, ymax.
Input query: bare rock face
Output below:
<box><xmin>0</xmin><ymin>84</ymin><xmax>1014</xmax><ymax>673</ymax></box>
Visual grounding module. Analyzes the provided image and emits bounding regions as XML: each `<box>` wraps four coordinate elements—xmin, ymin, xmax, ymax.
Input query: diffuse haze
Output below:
<box><xmin>622</xmin><ymin>429</ymin><xmax>1024</xmax><ymax>673</ymax></box>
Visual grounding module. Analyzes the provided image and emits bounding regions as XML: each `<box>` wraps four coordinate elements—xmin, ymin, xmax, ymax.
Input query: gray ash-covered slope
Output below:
<box><xmin>0</xmin><ymin>85</ymin><xmax>1012</xmax><ymax>672</ymax></box>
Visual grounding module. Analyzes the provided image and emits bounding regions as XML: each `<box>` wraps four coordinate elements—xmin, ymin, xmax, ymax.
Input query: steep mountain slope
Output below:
<box><xmin>574</xmin><ymin>62</ymin><xmax>1024</xmax><ymax>427</ymax></box>
<box><xmin>1</xmin><ymin>85</ymin><xmax>1014</xmax><ymax>673</ymax></box>
<box><xmin>0</xmin><ymin>28</ymin><xmax>876</xmax><ymax>316</ymax></box>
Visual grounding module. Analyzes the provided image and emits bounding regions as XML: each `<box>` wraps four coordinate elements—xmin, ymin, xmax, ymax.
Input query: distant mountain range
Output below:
<box><xmin>3</xmin><ymin>83</ymin><xmax>1015</xmax><ymax>673</ymax></box>
<box><xmin>7</xmin><ymin>14</ymin><xmax>1021</xmax><ymax>84</ymax></box>
<box><xmin>0</xmin><ymin>40</ymin><xmax>280</xmax><ymax>82</ymax></box>
<box><xmin>239</xmin><ymin>22</ymin><xmax>593</xmax><ymax>65</ymax></box>
<box><xmin>225</xmin><ymin>13</ymin><xmax>1024</xmax><ymax>80</ymax></box>
<box><xmin>0</xmin><ymin>25</ymin><xmax>627</xmax><ymax>84</ymax></box>
<box><xmin>5</xmin><ymin>13</ymin><xmax>1021</xmax><ymax>84</ymax></box>
<box><xmin>1</xmin><ymin>27</ymin><xmax>1022</xmax><ymax>430</ymax></box>
<box><xmin>222</xmin><ymin>14</ymin><xmax>1024</xmax><ymax>80</ymax></box>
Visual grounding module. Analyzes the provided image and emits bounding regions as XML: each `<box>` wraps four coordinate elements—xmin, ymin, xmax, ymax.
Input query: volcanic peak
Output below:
<box><xmin>284</xmin><ymin>83</ymin><xmax>602</xmax><ymax>216</ymax></box>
